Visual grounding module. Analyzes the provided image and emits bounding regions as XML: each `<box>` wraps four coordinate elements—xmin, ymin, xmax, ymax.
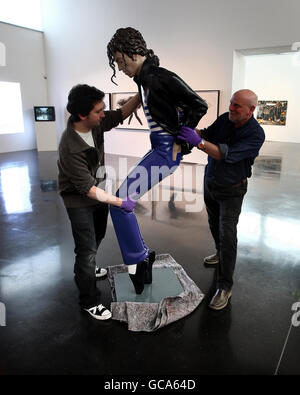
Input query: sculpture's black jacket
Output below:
<box><xmin>134</xmin><ymin>57</ymin><xmax>208</xmax><ymax>143</ymax></box>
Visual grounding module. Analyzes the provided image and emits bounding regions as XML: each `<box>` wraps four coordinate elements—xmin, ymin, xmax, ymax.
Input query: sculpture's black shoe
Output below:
<box><xmin>129</xmin><ymin>260</ymin><xmax>147</xmax><ymax>294</ymax></box>
<box><xmin>144</xmin><ymin>250</ymin><xmax>156</xmax><ymax>284</ymax></box>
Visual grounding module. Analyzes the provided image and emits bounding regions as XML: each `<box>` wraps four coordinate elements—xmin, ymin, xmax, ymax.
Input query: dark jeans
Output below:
<box><xmin>204</xmin><ymin>177</ymin><xmax>247</xmax><ymax>290</ymax></box>
<box><xmin>66</xmin><ymin>203</ymin><xmax>108</xmax><ymax>309</ymax></box>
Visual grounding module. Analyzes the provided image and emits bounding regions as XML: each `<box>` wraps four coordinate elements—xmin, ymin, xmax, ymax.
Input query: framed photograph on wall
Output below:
<box><xmin>103</xmin><ymin>93</ymin><xmax>111</xmax><ymax>111</ymax></box>
<box><xmin>111</xmin><ymin>92</ymin><xmax>148</xmax><ymax>130</ymax></box>
<box><xmin>256</xmin><ymin>100</ymin><xmax>288</xmax><ymax>126</ymax></box>
<box><xmin>195</xmin><ymin>90</ymin><xmax>220</xmax><ymax>129</ymax></box>
<box><xmin>181</xmin><ymin>90</ymin><xmax>220</xmax><ymax>164</ymax></box>
<box><xmin>111</xmin><ymin>90</ymin><xmax>220</xmax><ymax>131</ymax></box>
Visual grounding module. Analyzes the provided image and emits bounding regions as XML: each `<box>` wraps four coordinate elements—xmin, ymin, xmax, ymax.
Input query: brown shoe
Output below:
<box><xmin>204</xmin><ymin>253</ymin><xmax>219</xmax><ymax>265</ymax></box>
<box><xmin>209</xmin><ymin>289</ymin><xmax>232</xmax><ymax>310</ymax></box>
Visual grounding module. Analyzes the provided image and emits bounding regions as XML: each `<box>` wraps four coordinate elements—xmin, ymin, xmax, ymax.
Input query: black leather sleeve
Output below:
<box><xmin>146</xmin><ymin>67</ymin><xmax>208</xmax><ymax>133</ymax></box>
<box><xmin>164</xmin><ymin>72</ymin><xmax>208</xmax><ymax>128</ymax></box>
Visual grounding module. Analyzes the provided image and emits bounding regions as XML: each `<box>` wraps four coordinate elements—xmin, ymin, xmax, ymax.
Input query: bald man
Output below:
<box><xmin>178</xmin><ymin>89</ymin><xmax>265</xmax><ymax>310</ymax></box>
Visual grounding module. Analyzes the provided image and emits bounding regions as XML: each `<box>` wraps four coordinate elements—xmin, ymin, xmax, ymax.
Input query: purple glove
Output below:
<box><xmin>120</xmin><ymin>195</ymin><xmax>137</xmax><ymax>212</ymax></box>
<box><xmin>177</xmin><ymin>126</ymin><xmax>202</xmax><ymax>147</ymax></box>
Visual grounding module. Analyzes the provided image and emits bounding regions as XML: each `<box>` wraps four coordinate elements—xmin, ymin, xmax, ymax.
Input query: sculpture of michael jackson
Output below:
<box><xmin>107</xmin><ymin>27</ymin><xmax>208</xmax><ymax>295</ymax></box>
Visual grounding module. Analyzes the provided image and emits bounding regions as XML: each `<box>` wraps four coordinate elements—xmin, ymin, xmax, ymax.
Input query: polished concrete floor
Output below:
<box><xmin>0</xmin><ymin>141</ymin><xmax>299</xmax><ymax>375</ymax></box>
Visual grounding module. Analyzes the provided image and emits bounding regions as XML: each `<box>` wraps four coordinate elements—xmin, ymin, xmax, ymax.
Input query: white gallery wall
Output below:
<box><xmin>0</xmin><ymin>22</ymin><xmax>48</xmax><ymax>153</ymax></box>
<box><xmin>40</xmin><ymin>0</ymin><xmax>300</xmax><ymax>159</ymax></box>
<box><xmin>244</xmin><ymin>53</ymin><xmax>300</xmax><ymax>143</ymax></box>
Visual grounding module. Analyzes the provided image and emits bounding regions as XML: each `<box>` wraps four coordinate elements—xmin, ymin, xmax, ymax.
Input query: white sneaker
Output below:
<box><xmin>95</xmin><ymin>267</ymin><xmax>107</xmax><ymax>278</ymax></box>
<box><xmin>84</xmin><ymin>304</ymin><xmax>112</xmax><ymax>320</ymax></box>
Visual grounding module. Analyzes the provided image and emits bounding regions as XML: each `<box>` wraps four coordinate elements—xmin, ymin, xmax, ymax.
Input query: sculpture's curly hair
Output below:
<box><xmin>107</xmin><ymin>27</ymin><xmax>160</xmax><ymax>85</ymax></box>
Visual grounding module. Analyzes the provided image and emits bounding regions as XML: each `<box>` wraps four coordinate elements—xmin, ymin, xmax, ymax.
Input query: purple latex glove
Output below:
<box><xmin>120</xmin><ymin>195</ymin><xmax>137</xmax><ymax>212</ymax></box>
<box><xmin>177</xmin><ymin>126</ymin><xmax>202</xmax><ymax>147</ymax></box>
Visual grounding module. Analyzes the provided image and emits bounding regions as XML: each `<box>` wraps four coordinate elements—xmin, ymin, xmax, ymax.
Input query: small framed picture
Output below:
<box><xmin>256</xmin><ymin>100</ymin><xmax>288</xmax><ymax>126</ymax></box>
<box><xmin>111</xmin><ymin>92</ymin><xmax>148</xmax><ymax>130</ymax></box>
<box><xmin>195</xmin><ymin>90</ymin><xmax>220</xmax><ymax>129</ymax></box>
<box><xmin>103</xmin><ymin>93</ymin><xmax>111</xmax><ymax>111</ymax></box>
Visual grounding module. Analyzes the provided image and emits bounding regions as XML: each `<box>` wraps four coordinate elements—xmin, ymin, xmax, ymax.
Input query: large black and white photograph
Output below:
<box><xmin>111</xmin><ymin>90</ymin><xmax>220</xmax><ymax>131</ymax></box>
<box><xmin>195</xmin><ymin>90</ymin><xmax>220</xmax><ymax>129</ymax></box>
<box><xmin>111</xmin><ymin>92</ymin><xmax>148</xmax><ymax>130</ymax></box>
<box><xmin>103</xmin><ymin>93</ymin><xmax>111</xmax><ymax>111</ymax></box>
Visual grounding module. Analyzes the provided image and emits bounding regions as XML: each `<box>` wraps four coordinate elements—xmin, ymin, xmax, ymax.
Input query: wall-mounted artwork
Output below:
<box><xmin>111</xmin><ymin>92</ymin><xmax>148</xmax><ymax>130</ymax></box>
<box><xmin>111</xmin><ymin>90</ymin><xmax>220</xmax><ymax>131</ymax></box>
<box><xmin>195</xmin><ymin>90</ymin><xmax>220</xmax><ymax>129</ymax></box>
<box><xmin>103</xmin><ymin>93</ymin><xmax>111</xmax><ymax>111</ymax></box>
<box><xmin>256</xmin><ymin>100</ymin><xmax>288</xmax><ymax>126</ymax></box>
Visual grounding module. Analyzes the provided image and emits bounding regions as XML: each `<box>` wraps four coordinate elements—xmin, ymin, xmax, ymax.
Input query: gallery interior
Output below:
<box><xmin>0</xmin><ymin>0</ymin><xmax>299</xmax><ymax>376</ymax></box>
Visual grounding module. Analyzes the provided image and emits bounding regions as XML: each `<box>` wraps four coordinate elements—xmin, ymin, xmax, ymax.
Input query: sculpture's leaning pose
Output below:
<box><xmin>107</xmin><ymin>27</ymin><xmax>208</xmax><ymax>294</ymax></box>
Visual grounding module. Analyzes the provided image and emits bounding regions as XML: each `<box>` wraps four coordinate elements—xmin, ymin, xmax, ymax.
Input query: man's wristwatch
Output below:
<box><xmin>198</xmin><ymin>138</ymin><xmax>206</xmax><ymax>150</ymax></box>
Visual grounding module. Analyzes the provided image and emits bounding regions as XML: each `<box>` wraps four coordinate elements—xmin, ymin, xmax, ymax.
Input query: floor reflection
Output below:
<box><xmin>238</xmin><ymin>211</ymin><xmax>262</xmax><ymax>243</ymax></box>
<box><xmin>0</xmin><ymin>246</ymin><xmax>62</xmax><ymax>297</ymax></box>
<box><xmin>37</xmin><ymin>151</ymin><xmax>58</xmax><ymax>193</ymax></box>
<box><xmin>0</xmin><ymin>145</ymin><xmax>300</xmax><ymax>374</ymax></box>
<box><xmin>253</xmin><ymin>155</ymin><xmax>282</xmax><ymax>177</ymax></box>
<box><xmin>238</xmin><ymin>211</ymin><xmax>300</xmax><ymax>265</ymax></box>
<box><xmin>264</xmin><ymin>216</ymin><xmax>300</xmax><ymax>252</ymax></box>
<box><xmin>0</xmin><ymin>165</ymin><xmax>32</xmax><ymax>214</ymax></box>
